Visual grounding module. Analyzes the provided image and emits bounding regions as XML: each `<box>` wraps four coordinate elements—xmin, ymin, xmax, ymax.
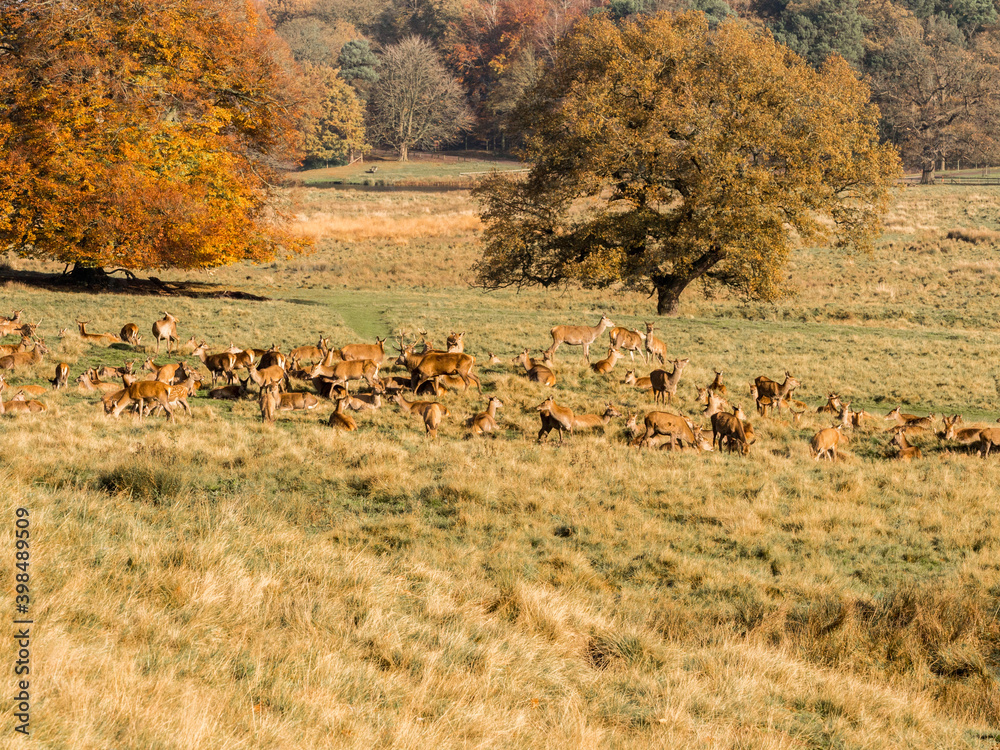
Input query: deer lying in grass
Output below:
<box><xmin>817</xmin><ymin>393</ymin><xmax>843</xmax><ymax>414</ymax></box>
<box><xmin>77</xmin><ymin>320</ymin><xmax>122</xmax><ymax>346</ymax></box>
<box><xmin>77</xmin><ymin>369</ymin><xmax>122</xmax><ymax>394</ymax></box>
<box><xmin>486</xmin><ymin>352</ymin><xmax>502</xmax><ymax>365</ymax></box>
<box><xmin>0</xmin><ymin>340</ymin><xmax>48</xmax><ymax>371</ymax></box>
<box><xmin>811</xmin><ymin>425</ymin><xmax>844</xmax><ymax>461</ymax></box>
<box><xmin>536</xmin><ymin>396</ymin><xmax>574</xmax><ymax>443</ymax></box>
<box><xmin>570</xmin><ymin>403</ymin><xmax>622</xmax><ymax>433</ymax></box>
<box><xmin>545</xmin><ymin>314</ymin><xmax>614</xmax><ymax>363</ymax></box>
<box><xmin>711</xmin><ymin>406</ymin><xmax>749</xmax><ymax>454</ymax></box>
<box><xmin>609</xmin><ymin>327</ymin><xmax>646</xmax><ymax>363</ymax></box>
<box><xmin>393</xmin><ymin>393</ymin><xmax>449</xmax><ymax>438</ymax></box>
<box><xmin>637</xmin><ymin>411</ymin><xmax>709</xmax><ymax>451</ymax></box>
<box><xmin>708</xmin><ymin>371</ymin><xmax>726</xmax><ymax>396</ymax></box>
<box><xmin>883</xmin><ymin>406</ymin><xmax>922</xmax><ymax>425</ymax></box>
<box><xmin>0</xmin><ymin>337</ymin><xmax>31</xmax><ymax>357</ymax></box>
<box><xmin>209</xmin><ymin>377</ymin><xmax>250</xmax><ymax>400</ymax></box>
<box><xmin>276</xmin><ymin>391</ymin><xmax>320</xmax><ymax>412</ymax></box>
<box><xmin>51</xmin><ymin>362</ymin><xmax>69</xmax><ymax>390</ymax></box>
<box><xmin>940</xmin><ymin>415</ymin><xmax>988</xmax><ymax>446</ymax></box>
<box><xmin>624</xmin><ymin>370</ymin><xmax>652</xmax><ymax>390</ymax></box>
<box><xmin>96</xmin><ymin>361</ymin><xmax>134</xmax><ymax>381</ymax></box>
<box><xmin>0</xmin><ymin>310</ymin><xmax>23</xmax><ymax>339</ymax></box>
<box><xmin>513</xmin><ymin>349</ymin><xmax>557</xmax><ymax>387</ymax></box>
<box><xmin>192</xmin><ymin>342</ymin><xmax>237</xmax><ymax>386</ymax></box>
<box><xmin>152</xmin><ymin>312</ymin><xmax>179</xmax><ymax>354</ymax></box>
<box><xmin>120</xmin><ymin>323</ymin><xmax>140</xmax><ymax>346</ymax></box>
<box><xmin>331</xmin><ymin>383</ymin><xmax>383</xmax><ymax>412</ymax></box>
<box><xmin>651</xmin><ymin>358</ymin><xmax>689</xmax><ymax>404</ymax></box>
<box><xmin>643</xmin><ymin>322</ymin><xmax>668</xmax><ymax>365</ymax></box>
<box><xmin>446</xmin><ymin>332</ymin><xmax>465</xmax><ymax>353</ymax></box>
<box><xmin>290</xmin><ymin>337</ymin><xmax>330</xmax><ymax>365</ymax></box>
<box><xmin>328</xmin><ymin>397</ymin><xmax>357</xmax><ymax>431</ymax></box>
<box><xmin>0</xmin><ymin>380</ymin><xmax>46</xmax><ymax>413</ymax></box>
<box><xmin>110</xmin><ymin>380</ymin><xmax>175</xmax><ymax>422</ymax></box>
<box><xmin>468</xmin><ymin>396</ymin><xmax>503</xmax><ymax>436</ymax></box>
<box><xmin>891</xmin><ymin>430</ymin><xmax>921</xmax><ymax>460</ymax></box>
<box><xmin>591</xmin><ymin>347</ymin><xmax>623</xmax><ymax>375</ymax></box>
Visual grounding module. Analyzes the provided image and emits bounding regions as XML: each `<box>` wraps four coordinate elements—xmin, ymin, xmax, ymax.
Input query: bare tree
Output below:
<box><xmin>368</xmin><ymin>36</ymin><xmax>472</xmax><ymax>160</ymax></box>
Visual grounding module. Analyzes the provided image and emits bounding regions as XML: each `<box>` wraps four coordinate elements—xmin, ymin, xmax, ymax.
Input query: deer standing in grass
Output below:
<box><xmin>637</xmin><ymin>412</ymin><xmax>708</xmax><ymax>451</ymax></box>
<box><xmin>513</xmin><ymin>349</ymin><xmax>557</xmax><ymax>387</ymax></box>
<box><xmin>468</xmin><ymin>396</ymin><xmax>503</xmax><ymax>436</ymax></box>
<box><xmin>545</xmin><ymin>314</ymin><xmax>614</xmax><ymax>363</ymax></box>
<box><xmin>249</xmin><ymin>362</ymin><xmax>290</xmax><ymax>392</ymax></box>
<box><xmin>811</xmin><ymin>425</ymin><xmax>844</xmax><ymax>461</ymax></box>
<box><xmin>536</xmin><ymin>396</ymin><xmax>575</xmax><ymax>443</ymax></box>
<box><xmin>712</xmin><ymin>406</ymin><xmax>749</xmax><ymax>454</ymax></box>
<box><xmin>290</xmin><ymin>337</ymin><xmax>330</xmax><ymax>365</ymax></box>
<box><xmin>755</xmin><ymin>372</ymin><xmax>800</xmax><ymax>411</ymax></box>
<box><xmin>110</xmin><ymin>381</ymin><xmax>175</xmax><ymax>422</ymax></box>
<box><xmin>591</xmin><ymin>347</ymin><xmax>623</xmax><ymax>375</ymax></box>
<box><xmin>152</xmin><ymin>312</ymin><xmax>179</xmax><ymax>354</ymax></box>
<box><xmin>643</xmin><ymin>323</ymin><xmax>668</xmax><ymax>365</ymax></box>
<box><xmin>120</xmin><ymin>323</ymin><xmax>140</xmax><ymax>346</ymax></box>
<box><xmin>259</xmin><ymin>385</ymin><xmax>280</xmax><ymax>423</ymax></box>
<box><xmin>651</xmin><ymin>358</ymin><xmax>689</xmax><ymax>405</ymax></box>
<box><xmin>396</xmin><ymin>341</ymin><xmax>481</xmax><ymax>395</ymax></box>
<box><xmin>609</xmin><ymin>327</ymin><xmax>646</xmax><ymax>363</ymax></box>
<box><xmin>0</xmin><ymin>340</ymin><xmax>48</xmax><ymax>371</ymax></box>
<box><xmin>446</xmin><ymin>332</ymin><xmax>465</xmax><ymax>353</ymax></box>
<box><xmin>393</xmin><ymin>393</ymin><xmax>449</xmax><ymax>438</ymax></box>
<box><xmin>192</xmin><ymin>342</ymin><xmax>237</xmax><ymax>386</ymax></box>
<box><xmin>310</xmin><ymin>358</ymin><xmax>378</xmax><ymax>392</ymax></box>
<box><xmin>51</xmin><ymin>362</ymin><xmax>69</xmax><ymax>390</ymax></box>
<box><xmin>977</xmin><ymin>427</ymin><xmax>1000</xmax><ymax>457</ymax></box>
<box><xmin>338</xmin><ymin>337</ymin><xmax>386</xmax><ymax>364</ymax></box>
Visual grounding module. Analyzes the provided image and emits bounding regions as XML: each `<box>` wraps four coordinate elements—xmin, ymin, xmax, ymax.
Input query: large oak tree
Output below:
<box><xmin>473</xmin><ymin>11</ymin><xmax>900</xmax><ymax>314</ymax></box>
<box><xmin>0</xmin><ymin>0</ymin><xmax>308</xmax><ymax>274</ymax></box>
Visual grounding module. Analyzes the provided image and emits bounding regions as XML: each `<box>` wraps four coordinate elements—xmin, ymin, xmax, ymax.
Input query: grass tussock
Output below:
<box><xmin>946</xmin><ymin>227</ymin><xmax>1000</xmax><ymax>244</ymax></box>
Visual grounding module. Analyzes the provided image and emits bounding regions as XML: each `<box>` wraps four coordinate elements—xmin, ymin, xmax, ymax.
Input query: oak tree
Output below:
<box><xmin>0</xmin><ymin>0</ymin><xmax>309</xmax><ymax>273</ymax></box>
<box><xmin>474</xmin><ymin>11</ymin><xmax>900</xmax><ymax>315</ymax></box>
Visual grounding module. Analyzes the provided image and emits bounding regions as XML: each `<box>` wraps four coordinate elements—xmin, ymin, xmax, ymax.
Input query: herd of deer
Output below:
<box><xmin>1</xmin><ymin>308</ymin><xmax>998</xmax><ymax>459</ymax></box>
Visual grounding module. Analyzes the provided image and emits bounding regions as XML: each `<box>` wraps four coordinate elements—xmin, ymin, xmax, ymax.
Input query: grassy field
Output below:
<box><xmin>290</xmin><ymin>154</ymin><xmax>526</xmax><ymax>188</ymax></box>
<box><xmin>2</xmin><ymin>183</ymin><xmax>1000</xmax><ymax>748</ymax></box>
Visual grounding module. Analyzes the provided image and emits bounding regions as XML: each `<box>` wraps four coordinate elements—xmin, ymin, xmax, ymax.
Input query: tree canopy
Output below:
<box><xmin>0</xmin><ymin>0</ymin><xmax>309</xmax><ymax>272</ymax></box>
<box><xmin>473</xmin><ymin>11</ymin><xmax>900</xmax><ymax>314</ymax></box>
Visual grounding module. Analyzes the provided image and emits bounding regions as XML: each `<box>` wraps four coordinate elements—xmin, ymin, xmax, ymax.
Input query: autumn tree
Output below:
<box><xmin>367</xmin><ymin>36</ymin><xmax>473</xmax><ymax>160</ymax></box>
<box><xmin>300</xmin><ymin>66</ymin><xmax>369</xmax><ymax>165</ymax></box>
<box><xmin>0</xmin><ymin>0</ymin><xmax>308</xmax><ymax>274</ymax></box>
<box><xmin>474</xmin><ymin>12</ymin><xmax>900</xmax><ymax>315</ymax></box>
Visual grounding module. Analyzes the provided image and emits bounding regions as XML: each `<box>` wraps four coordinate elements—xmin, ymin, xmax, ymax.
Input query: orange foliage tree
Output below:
<box><xmin>0</xmin><ymin>0</ymin><xmax>309</xmax><ymax>274</ymax></box>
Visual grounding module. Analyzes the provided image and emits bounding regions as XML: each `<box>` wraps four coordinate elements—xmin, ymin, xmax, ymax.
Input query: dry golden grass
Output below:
<box><xmin>289</xmin><ymin>210</ymin><xmax>480</xmax><ymax>243</ymax></box>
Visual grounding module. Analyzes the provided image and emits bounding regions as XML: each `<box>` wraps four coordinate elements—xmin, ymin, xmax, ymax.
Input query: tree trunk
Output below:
<box><xmin>399</xmin><ymin>143</ymin><xmax>408</xmax><ymax>162</ymax></box>
<box><xmin>656</xmin><ymin>283</ymin><xmax>684</xmax><ymax>315</ymax></box>
<box><xmin>652</xmin><ymin>246</ymin><xmax>726</xmax><ymax>316</ymax></box>
<box><xmin>920</xmin><ymin>162</ymin><xmax>935</xmax><ymax>185</ymax></box>
<box><xmin>70</xmin><ymin>263</ymin><xmax>107</xmax><ymax>283</ymax></box>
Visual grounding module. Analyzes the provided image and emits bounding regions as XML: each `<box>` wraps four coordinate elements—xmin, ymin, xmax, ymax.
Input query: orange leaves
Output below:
<box><xmin>0</xmin><ymin>0</ymin><xmax>309</xmax><ymax>270</ymax></box>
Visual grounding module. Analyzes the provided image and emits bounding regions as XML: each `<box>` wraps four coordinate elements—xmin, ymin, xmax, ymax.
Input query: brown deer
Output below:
<box><xmin>51</xmin><ymin>362</ymin><xmax>69</xmax><ymax>390</ymax></box>
<box><xmin>883</xmin><ymin>406</ymin><xmax>921</xmax><ymax>425</ymax></box>
<box><xmin>152</xmin><ymin>312</ymin><xmax>179</xmax><ymax>354</ymax></box>
<box><xmin>708</xmin><ymin>371</ymin><xmax>727</xmax><ymax>396</ymax></box>
<box><xmin>977</xmin><ymin>427</ymin><xmax>1000</xmax><ymax>457</ymax></box>
<box><xmin>811</xmin><ymin>425</ymin><xmax>844</xmax><ymax>461</ymax></box>
<box><xmin>110</xmin><ymin>380</ymin><xmax>175</xmax><ymax>421</ymax></box>
<box><xmin>711</xmin><ymin>406</ymin><xmax>749</xmax><ymax>454</ymax></box>
<box><xmin>941</xmin><ymin>415</ymin><xmax>988</xmax><ymax>446</ymax></box>
<box><xmin>512</xmin><ymin>349</ymin><xmax>557</xmax><ymax>387</ymax></box>
<box><xmin>755</xmin><ymin>372</ymin><xmax>800</xmax><ymax>406</ymax></box>
<box><xmin>147</xmin><ymin>383</ymin><xmax>192</xmax><ymax>419</ymax></box>
<box><xmin>643</xmin><ymin>322</ymin><xmax>668</xmax><ymax>365</ymax></box>
<box><xmin>396</xmin><ymin>343</ymin><xmax>481</xmax><ymax>395</ymax></box>
<box><xmin>637</xmin><ymin>411</ymin><xmax>705</xmax><ymax>451</ymax></box>
<box><xmin>0</xmin><ymin>310</ymin><xmax>24</xmax><ymax>338</ymax></box>
<box><xmin>258</xmin><ymin>346</ymin><xmax>286</xmax><ymax>371</ymax></box>
<box><xmin>0</xmin><ymin>337</ymin><xmax>31</xmax><ymax>357</ymax></box>
<box><xmin>817</xmin><ymin>393</ymin><xmax>843</xmax><ymax>414</ymax></box>
<box><xmin>77</xmin><ymin>320</ymin><xmax>122</xmax><ymax>346</ymax></box>
<box><xmin>259</xmin><ymin>385</ymin><xmax>280</xmax><ymax>423</ymax></box>
<box><xmin>702</xmin><ymin>389</ymin><xmax>729</xmax><ymax>419</ymax></box>
<box><xmin>891</xmin><ymin>430</ymin><xmax>921</xmax><ymax>460</ymax></box>
<box><xmin>289</xmin><ymin>337</ymin><xmax>330</xmax><ymax>365</ymax></box>
<box><xmin>340</xmin><ymin>387</ymin><xmax>383</xmax><ymax>412</ymax></box>
<box><xmin>309</xmin><ymin>358</ymin><xmax>379</xmax><ymax>392</ymax></box>
<box><xmin>209</xmin><ymin>377</ymin><xmax>250</xmax><ymax>400</ymax></box>
<box><xmin>0</xmin><ymin>340</ymin><xmax>48</xmax><ymax>371</ymax></box>
<box><xmin>248</xmin><ymin>362</ymin><xmax>290</xmax><ymax>392</ymax></box>
<box><xmin>650</xmin><ymin>358</ymin><xmax>689</xmax><ymax>405</ymax></box>
<box><xmin>338</xmin><ymin>337</ymin><xmax>387</xmax><ymax>364</ymax></box>
<box><xmin>276</xmin><ymin>391</ymin><xmax>320</xmax><ymax>412</ymax></box>
<box><xmin>446</xmin><ymin>332</ymin><xmax>465</xmax><ymax>353</ymax></box>
<box><xmin>143</xmin><ymin>358</ymin><xmax>189</xmax><ymax>385</ymax></box>
<box><xmin>624</xmin><ymin>370</ymin><xmax>652</xmax><ymax>390</ymax></box>
<box><xmin>590</xmin><ymin>347</ymin><xmax>623</xmax><ymax>375</ymax></box>
<box><xmin>328</xmin><ymin>397</ymin><xmax>357</xmax><ymax>431</ymax></box>
<box><xmin>96</xmin><ymin>361</ymin><xmax>134</xmax><ymax>381</ymax></box>
<box><xmin>468</xmin><ymin>396</ymin><xmax>503</xmax><ymax>436</ymax></box>
<box><xmin>120</xmin><ymin>323</ymin><xmax>141</xmax><ymax>346</ymax></box>
<box><xmin>778</xmin><ymin>397</ymin><xmax>809</xmax><ymax>425</ymax></box>
<box><xmin>192</xmin><ymin>342</ymin><xmax>237</xmax><ymax>386</ymax></box>
<box><xmin>223</xmin><ymin>344</ymin><xmax>255</xmax><ymax>372</ymax></box>
<box><xmin>536</xmin><ymin>396</ymin><xmax>574</xmax><ymax>443</ymax></box>
<box><xmin>546</xmin><ymin>314</ymin><xmax>614</xmax><ymax>363</ymax></box>
<box><xmin>486</xmin><ymin>352</ymin><xmax>502</xmax><ymax>365</ymax></box>
<box><xmin>1</xmin><ymin>389</ymin><xmax>46</xmax><ymax>414</ymax></box>
<box><xmin>608</xmin><ymin>327</ymin><xmax>646</xmax><ymax>363</ymax></box>
<box><xmin>393</xmin><ymin>393</ymin><xmax>449</xmax><ymax>438</ymax></box>
<box><xmin>570</xmin><ymin>403</ymin><xmax>622</xmax><ymax>433</ymax></box>
<box><xmin>77</xmin><ymin>369</ymin><xmax>122</xmax><ymax>394</ymax></box>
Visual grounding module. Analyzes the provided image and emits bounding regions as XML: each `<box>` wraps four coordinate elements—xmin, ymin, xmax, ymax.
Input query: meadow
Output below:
<box><xmin>1</xmin><ymin>183</ymin><xmax>1000</xmax><ymax>748</ymax></box>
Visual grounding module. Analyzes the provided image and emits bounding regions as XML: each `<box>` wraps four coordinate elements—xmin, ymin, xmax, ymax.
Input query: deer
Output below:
<box><xmin>707</xmin><ymin>371</ymin><xmax>726</xmax><ymax>396</ymax></box>
<box><xmin>192</xmin><ymin>342</ymin><xmax>237</xmax><ymax>386</ymax></box>
<box><xmin>811</xmin><ymin>425</ymin><xmax>844</xmax><ymax>461</ymax></box>
<box><xmin>0</xmin><ymin>340</ymin><xmax>48</xmax><ymax>371</ymax></box>
<box><xmin>608</xmin><ymin>326</ymin><xmax>646</xmax><ymax>363</ymax></box>
<box><xmin>536</xmin><ymin>396</ymin><xmax>575</xmax><ymax>443</ymax></box>
<box><xmin>940</xmin><ymin>415</ymin><xmax>988</xmax><ymax>446</ymax></box>
<box><xmin>0</xmin><ymin>337</ymin><xmax>31</xmax><ymax>357</ymax></box>
<box><xmin>0</xmin><ymin>310</ymin><xmax>24</xmax><ymax>338</ymax></box>
<box><xmin>120</xmin><ymin>323</ymin><xmax>141</xmax><ymax>346</ymax></box>
<box><xmin>147</xmin><ymin>382</ymin><xmax>192</xmax><ymax>419</ymax></box>
<box><xmin>590</xmin><ymin>347</ymin><xmax>623</xmax><ymax>375</ymax></box>
<box><xmin>209</xmin><ymin>377</ymin><xmax>250</xmax><ymax>400</ymax></box>
<box><xmin>446</xmin><ymin>332</ymin><xmax>465</xmax><ymax>353</ymax></box>
<box><xmin>749</xmin><ymin>382</ymin><xmax>775</xmax><ymax>417</ymax></box>
<box><xmin>643</xmin><ymin>322</ymin><xmax>668</xmax><ymax>366</ymax></box>
<box><xmin>755</xmin><ymin>372</ymin><xmax>800</xmax><ymax>406</ymax></box>
<box><xmin>328</xmin><ymin>396</ymin><xmax>357</xmax><ymax>431</ymax></box>
<box><xmin>468</xmin><ymin>396</ymin><xmax>503</xmax><ymax>436</ymax></box>
<box><xmin>223</xmin><ymin>344</ymin><xmax>256</xmax><ymax>372</ymax></box>
<box><xmin>96</xmin><ymin>361</ymin><xmax>134</xmax><ymax>381</ymax></box>
<box><xmin>276</xmin><ymin>391</ymin><xmax>321</xmax><ymax>412</ymax></box>
<box><xmin>624</xmin><ymin>370</ymin><xmax>652</xmax><ymax>390</ymax></box>
<box><xmin>891</xmin><ymin>430</ymin><xmax>921</xmax><ymax>460</ymax></box>
<box><xmin>512</xmin><ymin>349</ymin><xmax>557</xmax><ymax>387</ymax></box>
<box><xmin>152</xmin><ymin>312</ymin><xmax>179</xmax><ymax>354</ymax></box>
<box><xmin>258</xmin><ymin>345</ymin><xmax>286</xmax><ymax>371</ymax></box>
<box><xmin>248</xmin><ymin>362</ymin><xmax>289</xmax><ymax>392</ymax></box>
<box><xmin>637</xmin><ymin>411</ymin><xmax>706</xmax><ymax>451</ymax></box>
<box><xmin>143</xmin><ymin>357</ymin><xmax>189</xmax><ymax>385</ymax></box>
<box><xmin>289</xmin><ymin>337</ymin><xmax>330</xmax><ymax>365</ymax></box>
<box><xmin>883</xmin><ymin>406</ymin><xmax>922</xmax><ymax>425</ymax></box>
<box><xmin>486</xmin><ymin>352</ymin><xmax>502</xmax><ymax>365</ymax></box>
<box><xmin>702</xmin><ymin>389</ymin><xmax>729</xmax><ymax>419</ymax></box>
<box><xmin>51</xmin><ymin>362</ymin><xmax>69</xmax><ymax>390</ymax></box>
<box><xmin>396</xmin><ymin>341</ymin><xmax>481</xmax><ymax>395</ymax></box>
<box><xmin>650</xmin><ymin>358</ymin><xmax>689</xmax><ymax>405</ymax></box>
<box><xmin>309</xmin><ymin>358</ymin><xmax>378</xmax><ymax>392</ymax></box>
<box><xmin>1</xmin><ymin>390</ymin><xmax>46</xmax><ymax>414</ymax></box>
<box><xmin>839</xmin><ymin>401</ymin><xmax>853</xmax><ymax>429</ymax></box>
<box><xmin>778</xmin><ymin>397</ymin><xmax>809</xmax><ymax>425</ymax></box>
<box><xmin>570</xmin><ymin>403</ymin><xmax>622</xmax><ymax>433</ymax></box>
<box><xmin>77</xmin><ymin>320</ymin><xmax>122</xmax><ymax>346</ymax></box>
<box><xmin>976</xmin><ymin>427</ymin><xmax>1000</xmax><ymax>457</ymax></box>
<box><xmin>624</xmin><ymin>412</ymin><xmax>640</xmax><ymax>441</ymax></box>
<box><xmin>109</xmin><ymin>380</ymin><xmax>175</xmax><ymax>422</ymax></box>
<box><xmin>545</xmin><ymin>314</ymin><xmax>614</xmax><ymax>363</ymax></box>
<box><xmin>393</xmin><ymin>393</ymin><xmax>449</xmax><ymax>438</ymax></box>
<box><xmin>711</xmin><ymin>405</ymin><xmax>749</xmax><ymax>454</ymax></box>
<box><xmin>77</xmin><ymin>369</ymin><xmax>122</xmax><ymax>394</ymax></box>
<box><xmin>259</xmin><ymin>384</ymin><xmax>280</xmax><ymax>423</ymax></box>
<box><xmin>338</xmin><ymin>337</ymin><xmax>386</xmax><ymax>364</ymax></box>
<box><xmin>339</xmin><ymin>385</ymin><xmax>383</xmax><ymax>412</ymax></box>
<box><xmin>817</xmin><ymin>393</ymin><xmax>843</xmax><ymax>415</ymax></box>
